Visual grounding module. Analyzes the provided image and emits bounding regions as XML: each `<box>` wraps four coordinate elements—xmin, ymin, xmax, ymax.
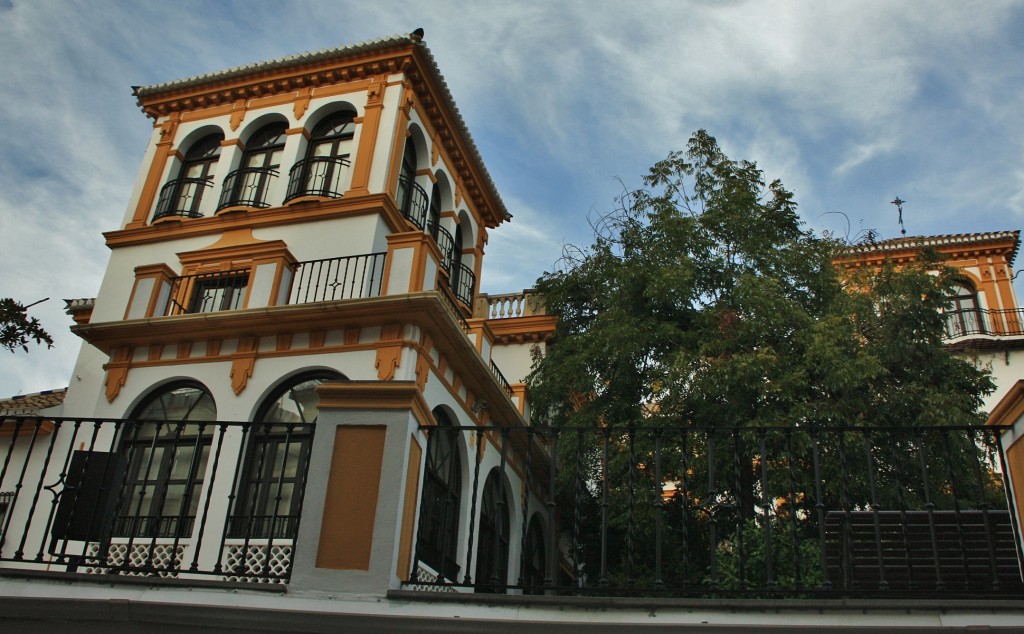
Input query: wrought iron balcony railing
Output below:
<box><xmin>284</xmin><ymin>156</ymin><xmax>351</xmax><ymax>201</ymax></box>
<box><xmin>164</xmin><ymin>269</ymin><xmax>250</xmax><ymax>316</ymax></box>
<box><xmin>409</xmin><ymin>423</ymin><xmax>1022</xmax><ymax>598</ymax></box>
<box><xmin>451</xmin><ymin>262</ymin><xmax>475</xmax><ymax>307</ymax></box>
<box><xmin>489</xmin><ymin>361</ymin><xmax>514</xmax><ymax>398</ymax></box>
<box><xmin>158</xmin><ymin>253</ymin><xmax>386</xmax><ymax>317</ymax></box>
<box><xmin>944</xmin><ymin>307</ymin><xmax>1024</xmax><ymax>340</ymax></box>
<box><xmin>0</xmin><ymin>417</ymin><xmax>314</xmax><ymax>583</ymax></box>
<box><xmin>433</xmin><ymin>224</ymin><xmax>456</xmax><ymax>273</ymax></box>
<box><xmin>153</xmin><ymin>177</ymin><xmax>212</xmax><ymax>220</ymax></box>
<box><xmin>289</xmin><ymin>252</ymin><xmax>386</xmax><ymax>304</ymax></box>
<box><xmin>217</xmin><ymin>167</ymin><xmax>279</xmax><ymax>210</ymax></box>
<box><xmin>397</xmin><ymin>173</ymin><xmax>430</xmax><ymax>230</ymax></box>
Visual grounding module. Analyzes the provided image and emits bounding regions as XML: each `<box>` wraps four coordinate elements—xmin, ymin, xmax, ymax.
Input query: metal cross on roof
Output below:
<box><xmin>891</xmin><ymin>196</ymin><xmax>907</xmax><ymax>236</ymax></box>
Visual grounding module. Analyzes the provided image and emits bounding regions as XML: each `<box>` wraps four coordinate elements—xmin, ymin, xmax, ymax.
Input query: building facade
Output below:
<box><xmin>1</xmin><ymin>32</ymin><xmax>556</xmax><ymax>597</ymax></box>
<box><xmin>2</xmin><ymin>34</ymin><xmax>1024</xmax><ymax>631</ymax></box>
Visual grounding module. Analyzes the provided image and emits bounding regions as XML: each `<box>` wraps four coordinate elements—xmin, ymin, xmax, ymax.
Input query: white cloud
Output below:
<box><xmin>1</xmin><ymin>0</ymin><xmax>1023</xmax><ymax>395</ymax></box>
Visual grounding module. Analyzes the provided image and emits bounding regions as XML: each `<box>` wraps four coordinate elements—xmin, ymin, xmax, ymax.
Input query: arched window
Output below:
<box><xmin>475</xmin><ymin>467</ymin><xmax>510</xmax><ymax>592</ymax></box>
<box><xmin>285</xmin><ymin>111</ymin><xmax>355</xmax><ymax>200</ymax></box>
<box><xmin>218</xmin><ymin>122</ymin><xmax>286</xmax><ymax>210</ymax></box>
<box><xmin>522</xmin><ymin>513</ymin><xmax>546</xmax><ymax>594</ymax></box>
<box><xmin>416</xmin><ymin>408</ymin><xmax>462</xmax><ymax>581</ymax></box>
<box><xmin>944</xmin><ymin>280</ymin><xmax>983</xmax><ymax>337</ymax></box>
<box><xmin>396</xmin><ymin>138</ymin><xmax>428</xmax><ymax>228</ymax></box>
<box><xmin>450</xmin><ymin>223</ymin><xmax>465</xmax><ymax>289</ymax></box>
<box><xmin>116</xmin><ymin>382</ymin><xmax>216</xmax><ymax>538</ymax></box>
<box><xmin>230</xmin><ymin>371</ymin><xmax>344</xmax><ymax>539</ymax></box>
<box><xmin>428</xmin><ymin>183</ymin><xmax>442</xmax><ymax>238</ymax></box>
<box><xmin>154</xmin><ymin>133</ymin><xmax>223</xmax><ymax>220</ymax></box>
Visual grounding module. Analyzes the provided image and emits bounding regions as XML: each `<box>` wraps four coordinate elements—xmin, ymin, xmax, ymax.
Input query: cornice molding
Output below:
<box><xmin>74</xmin><ymin>292</ymin><xmax>527</xmax><ymax>429</ymax></box>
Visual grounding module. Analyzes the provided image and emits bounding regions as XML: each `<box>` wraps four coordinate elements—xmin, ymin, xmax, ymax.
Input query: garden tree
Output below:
<box><xmin>527</xmin><ymin>130</ymin><xmax>992</xmax><ymax>432</ymax></box>
<box><xmin>1</xmin><ymin>297</ymin><xmax>53</xmax><ymax>353</ymax></box>
<box><xmin>526</xmin><ymin>131</ymin><xmax>997</xmax><ymax>589</ymax></box>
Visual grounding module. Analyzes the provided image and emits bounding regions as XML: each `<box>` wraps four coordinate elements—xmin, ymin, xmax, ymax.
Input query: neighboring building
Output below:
<box><xmin>836</xmin><ymin>230</ymin><xmax>1023</xmax><ymax>412</ymax></box>
<box><xmin>837</xmin><ymin>231</ymin><xmax>1024</xmax><ymax>549</ymax></box>
<box><xmin>2</xmin><ymin>33</ymin><xmax>1024</xmax><ymax>631</ymax></box>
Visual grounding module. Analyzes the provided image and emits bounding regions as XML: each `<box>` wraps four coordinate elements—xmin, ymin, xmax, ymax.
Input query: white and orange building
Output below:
<box><xmin>2</xmin><ymin>32</ymin><xmax>1024</xmax><ymax>631</ymax></box>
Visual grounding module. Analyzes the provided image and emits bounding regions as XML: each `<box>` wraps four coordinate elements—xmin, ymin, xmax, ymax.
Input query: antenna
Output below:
<box><xmin>891</xmin><ymin>197</ymin><xmax>907</xmax><ymax>236</ymax></box>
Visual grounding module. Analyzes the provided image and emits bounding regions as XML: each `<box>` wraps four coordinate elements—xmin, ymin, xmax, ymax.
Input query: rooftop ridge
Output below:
<box><xmin>134</xmin><ymin>34</ymin><xmax>413</xmax><ymax>97</ymax></box>
<box><xmin>841</xmin><ymin>230</ymin><xmax>1020</xmax><ymax>264</ymax></box>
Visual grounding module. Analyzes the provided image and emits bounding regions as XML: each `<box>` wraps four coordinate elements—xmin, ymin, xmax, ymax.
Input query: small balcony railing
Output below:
<box><xmin>217</xmin><ymin>166</ymin><xmax>278</xmax><ymax>210</ymax></box>
<box><xmin>944</xmin><ymin>307</ymin><xmax>1024</xmax><ymax>340</ymax></box>
<box><xmin>489</xmin><ymin>361</ymin><xmax>514</xmax><ymax>398</ymax></box>
<box><xmin>397</xmin><ymin>173</ymin><xmax>430</xmax><ymax>230</ymax></box>
<box><xmin>0</xmin><ymin>417</ymin><xmax>313</xmax><ymax>583</ymax></box>
<box><xmin>433</xmin><ymin>225</ymin><xmax>456</xmax><ymax>273</ymax></box>
<box><xmin>408</xmin><ymin>423</ymin><xmax>1022</xmax><ymax>598</ymax></box>
<box><xmin>153</xmin><ymin>177</ymin><xmax>212</xmax><ymax>220</ymax></box>
<box><xmin>164</xmin><ymin>269</ymin><xmax>250</xmax><ymax>316</ymax></box>
<box><xmin>289</xmin><ymin>252</ymin><xmax>387</xmax><ymax>304</ymax></box>
<box><xmin>284</xmin><ymin>156</ymin><xmax>350</xmax><ymax>201</ymax></box>
<box><xmin>451</xmin><ymin>262</ymin><xmax>475</xmax><ymax>307</ymax></box>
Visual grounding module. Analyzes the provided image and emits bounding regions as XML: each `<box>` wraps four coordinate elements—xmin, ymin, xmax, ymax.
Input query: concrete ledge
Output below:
<box><xmin>388</xmin><ymin>588</ymin><xmax>1024</xmax><ymax>613</ymax></box>
<box><xmin>0</xmin><ymin>568</ymin><xmax>286</xmax><ymax>593</ymax></box>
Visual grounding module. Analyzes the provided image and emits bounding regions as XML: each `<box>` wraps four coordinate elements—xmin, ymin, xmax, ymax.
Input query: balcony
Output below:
<box><xmin>288</xmin><ymin>253</ymin><xmax>387</xmax><ymax>305</ymax></box>
<box><xmin>160</xmin><ymin>253</ymin><xmax>386</xmax><ymax>317</ymax></box>
<box><xmin>153</xmin><ymin>177</ymin><xmax>212</xmax><ymax>220</ymax></box>
<box><xmin>397</xmin><ymin>173</ymin><xmax>430</xmax><ymax>230</ymax></box>
<box><xmin>0</xmin><ymin>417</ymin><xmax>312</xmax><ymax>583</ymax></box>
<box><xmin>451</xmin><ymin>262</ymin><xmax>475</xmax><ymax>307</ymax></box>
<box><xmin>217</xmin><ymin>167</ymin><xmax>278</xmax><ymax>210</ymax></box>
<box><xmin>433</xmin><ymin>224</ymin><xmax>456</xmax><ymax>273</ymax></box>
<box><xmin>284</xmin><ymin>156</ymin><xmax>350</xmax><ymax>202</ymax></box>
<box><xmin>944</xmin><ymin>307</ymin><xmax>1024</xmax><ymax>341</ymax></box>
<box><xmin>165</xmin><ymin>269</ymin><xmax>250</xmax><ymax>316</ymax></box>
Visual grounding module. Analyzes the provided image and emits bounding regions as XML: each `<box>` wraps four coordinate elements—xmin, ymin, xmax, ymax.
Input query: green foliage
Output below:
<box><xmin>713</xmin><ymin>516</ymin><xmax>823</xmax><ymax>593</ymax></box>
<box><xmin>527</xmin><ymin>130</ymin><xmax>993</xmax><ymax>433</ymax></box>
<box><xmin>0</xmin><ymin>297</ymin><xmax>53</xmax><ymax>353</ymax></box>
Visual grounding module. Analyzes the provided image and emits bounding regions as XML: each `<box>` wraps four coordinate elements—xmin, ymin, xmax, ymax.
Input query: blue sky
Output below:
<box><xmin>1</xmin><ymin>0</ymin><xmax>1022</xmax><ymax>396</ymax></box>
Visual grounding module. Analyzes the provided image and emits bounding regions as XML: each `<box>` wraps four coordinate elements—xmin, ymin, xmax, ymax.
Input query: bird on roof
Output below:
<box><xmin>411</xmin><ymin>28</ymin><xmax>424</xmax><ymax>42</ymax></box>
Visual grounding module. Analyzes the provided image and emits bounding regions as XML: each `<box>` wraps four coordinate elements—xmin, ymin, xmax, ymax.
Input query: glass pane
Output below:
<box><xmin>270</xmin><ymin>442</ymin><xmax>302</xmax><ymax>478</ymax></box>
<box><xmin>169</xmin><ymin>446</ymin><xmax>196</xmax><ymax>480</ymax></box>
<box><xmin>161</xmin><ymin>484</ymin><xmax>186</xmax><ymax>515</ymax></box>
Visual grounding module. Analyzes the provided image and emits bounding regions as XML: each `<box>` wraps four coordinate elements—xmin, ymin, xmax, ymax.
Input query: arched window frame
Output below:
<box><xmin>475</xmin><ymin>467</ymin><xmax>510</xmax><ymax>593</ymax></box>
<box><xmin>396</xmin><ymin>138</ymin><xmax>429</xmax><ymax>229</ymax></box>
<box><xmin>428</xmin><ymin>182</ymin><xmax>442</xmax><ymax>239</ymax></box>
<box><xmin>285</xmin><ymin>111</ymin><xmax>355</xmax><ymax>201</ymax></box>
<box><xmin>944</xmin><ymin>279</ymin><xmax>984</xmax><ymax>337</ymax></box>
<box><xmin>522</xmin><ymin>512</ymin><xmax>546</xmax><ymax>594</ymax></box>
<box><xmin>415</xmin><ymin>408</ymin><xmax>463</xmax><ymax>581</ymax></box>
<box><xmin>115</xmin><ymin>381</ymin><xmax>216</xmax><ymax>538</ymax></box>
<box><xmin>218</xmin><ymin>122</ymin><xmax>286</xmax><ymax>210</ymax></box>
<box><xmin>229</xmin><ymin>370</ymin><xmax>345</xmax><ymax>539</ymax></box>
<box><xmin>154</xmin><ymin>133</ymin><xmax>223</xmax><ymax>220</ymax></box>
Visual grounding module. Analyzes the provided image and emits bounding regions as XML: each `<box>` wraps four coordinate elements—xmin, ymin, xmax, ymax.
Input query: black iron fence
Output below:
<box><xmin>153</xmin><ymin>177</ymin><xmax>212</xmax><ymax>220</ymax></box>
<box><xmin>409</xmin><ymin>423</ymin><xmax>1023</xmax><ymax>598</ymax></box>
<box><xmin>165</xmin><ymin>269</ymin><xmax>250</xmax><ymax>316</ymax></box>
<box><xmin>944</xmin><ymin>307</ymin><xmax>1024</xmax><ymax>340</ymax></box>
<box><xmin>285</xmin><ymin>157</ymin><xmax>350</xmax><ymax>201</ymax></box>
<box><xmin>397</xmin><ymin>173</ymin><xmax>430</xmax><ymax>230</ymax></box>
<box><xmin>452</xmin><ymin>262</ymin><xmax>475</xmax><ymax>307</ymax></box>
<box><xmin>0</xmin><ymin>417</ymin><xmax>313</xmax><ymax>583</ymax></box>
<box><xmin>218</xmin><ymin>167</ymin><xmax>279</xmax><ymax>210</ymax></box>
<box><xmin>289</xmin><ymin>252</ymin><xmax>386</xmax><ymax>304</ymax></box>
